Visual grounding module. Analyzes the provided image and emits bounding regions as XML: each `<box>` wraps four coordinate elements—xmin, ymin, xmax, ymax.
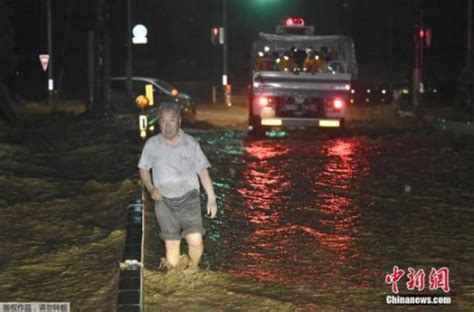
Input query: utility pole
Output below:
<box><xmin>47</xmin><ymin>0</ymin><xmax>55</xmax><ymax>113</ymax></box>
<box><xmin>126</xmin><ymin>0</ymin><xmax>132</xmax><ymax>101</ymax></box>
<box><xmin>467</xmin><ymin>0</ymin><xmax>473</xmax><ymax>107</ymax></box>
<box><xmin>468</xmin><ymin>0</ymin><xmax>472</xmax><ymax>67</ymax></box>
<box><xmin>413</xmin><ymin>35</ymin><xmax>420</xmax><ymax>108</ymax></box>
<box><xmin>388</xmin><ymin>10</ymin><xmax>393</xmax><ymax>91</ymax></box>
<box><xmin>419</xmin><ymin>11</ymin><xmax>424</xmax><ymax>94</ymax></box>
<box><xmin>87</xmin><ymin>0</ymin><xmax>110</xmax><ymax>118</ymax></box>
<box><xmin>222</xmin><ymin>0</ymin><xmax>230</xmax><ymax>106</ymax></box>
<box><xmin>413</xmin><ymin>11</ymin><xmax>424</xmax><ymax>108</ymax></box>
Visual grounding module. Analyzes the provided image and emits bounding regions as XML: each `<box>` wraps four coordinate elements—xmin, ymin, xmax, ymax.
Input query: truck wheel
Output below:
<box><xmin>339</xmin><ymin>118</ymin><xmax>346</xmax><ymax>130</ymax></box>
<box><xmin>248</xmin><ymin>116</ymin><xmax>267</xmax><ymax>138</ymax></box>
<box><xmin>332</xmin><ymin>118</ymin><xmax>346</xmax><ymax>135</ymax></box>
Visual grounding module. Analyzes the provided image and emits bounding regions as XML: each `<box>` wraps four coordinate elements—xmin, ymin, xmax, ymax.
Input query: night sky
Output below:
<box><xmin>5</xmin><ymin>0</ymin><xmax>469</xmax><ymax>100</ymax></box>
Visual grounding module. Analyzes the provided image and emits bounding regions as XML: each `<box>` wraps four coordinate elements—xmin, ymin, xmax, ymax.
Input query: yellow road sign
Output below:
<box><xmin>145</xmin><ymin>84</ymin><xmax>154</xmax><ymax>105</ymax></box>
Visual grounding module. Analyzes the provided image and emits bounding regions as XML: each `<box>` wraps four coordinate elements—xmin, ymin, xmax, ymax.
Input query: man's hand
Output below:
<box><xmin>207</xmin><ymin>198</ymin><xmax>217</xmax><ymax>219</ymax></box>
<box><xmin>198</xmin><ymin>169</ymin><xmax>217</xmax><ymax>219</ymax></box>
<box><xmin>140</xmin><ymin>169</ymin><xmax>162</xmax><ymax>201</ymax></box>
<box><xmin>150</xmin><ymin>188</ymin><xmax>162</xmax><ymax>201</ymax></box>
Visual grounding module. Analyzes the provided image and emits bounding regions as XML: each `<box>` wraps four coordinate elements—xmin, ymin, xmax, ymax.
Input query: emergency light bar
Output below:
<box><xmin>276</xmin><ymin>18</ymin><xmax>313</xmax><ymax>35</ymax></box>
<box><xmin>285</xmin><ymin>18</ymin><xmax>305</xmax><ymax>27</ymax></box>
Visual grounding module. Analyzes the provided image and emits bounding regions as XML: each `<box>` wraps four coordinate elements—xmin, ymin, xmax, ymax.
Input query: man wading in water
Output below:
<box><xmin>138</xmin><ymin>102</ymin><xmax>217</xmax><ymax>272</ymax></box>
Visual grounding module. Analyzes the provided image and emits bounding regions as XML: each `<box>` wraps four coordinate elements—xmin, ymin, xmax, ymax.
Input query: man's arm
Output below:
<box><xmin>139</xmin><ymin>168</ymin><xmax>162</xmax><ymax>201</ymax></box>
<box><xmin>198</xmin><ymin>169</ymin><xmax>217</xmax><ymax>218</ymax></box>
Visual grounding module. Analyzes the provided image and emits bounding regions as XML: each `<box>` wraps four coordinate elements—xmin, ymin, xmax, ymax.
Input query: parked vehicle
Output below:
<box><xmin>109</xmin><ymin>76</ymin><xmax>196</xmax><ymax>116</ymax></box>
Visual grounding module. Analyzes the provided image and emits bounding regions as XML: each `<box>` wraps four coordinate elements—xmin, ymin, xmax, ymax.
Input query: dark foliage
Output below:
<box><xmin>457</xmin><ymin>65</ymin><xmax>474</xmax><ymax>115</ymax></box>
<box><xmin>0</xmin><ymin>0</ymin><xmax>16</xmax><ymax>79</ymax></box>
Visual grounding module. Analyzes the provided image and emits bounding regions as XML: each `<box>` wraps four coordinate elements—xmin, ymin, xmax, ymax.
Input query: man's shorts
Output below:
<box><xmin>154</xmin><ymin>189</ymin><xmax>206</xmax><ymax>241</ymax></box>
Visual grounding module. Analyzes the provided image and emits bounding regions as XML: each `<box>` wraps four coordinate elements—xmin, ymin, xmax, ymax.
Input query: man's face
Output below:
<box><xmin>159</xmin><ymin>109</ymin><xmax>181</xmax><ymax>140</ymax></box>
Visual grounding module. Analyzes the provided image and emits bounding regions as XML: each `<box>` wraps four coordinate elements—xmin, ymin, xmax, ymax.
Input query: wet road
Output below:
<box><xmin>146</xmin><ymin>129</ymin><xmax>474</xmax><ymax>310</ymax></box>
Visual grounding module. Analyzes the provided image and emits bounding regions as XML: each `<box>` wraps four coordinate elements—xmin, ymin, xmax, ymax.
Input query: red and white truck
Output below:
<box><xmin>248</xmin><ymin>18</ymin><xmax>358</xmax><ymax>136</ymax></box>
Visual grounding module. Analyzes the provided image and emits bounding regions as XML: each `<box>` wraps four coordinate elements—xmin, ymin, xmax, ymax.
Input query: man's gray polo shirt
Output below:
<box><xmin>138</xmin><ymin>130</ymin><xmax>211</xmax><ymax>198</ymax></box>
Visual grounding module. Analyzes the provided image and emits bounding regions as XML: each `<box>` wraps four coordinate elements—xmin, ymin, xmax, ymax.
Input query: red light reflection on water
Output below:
<box><xmin>244</xmin><ymin>141</ymin><xmax>290</xmax><ymax>160</ymax></box>
<box><xmin>239</xmin><ymin>141</ymin><xmax>291</xmax><ymax>215</ymax></box>
<box><xmin>226</xmin><ymin>141</ymin><xmax>292</xmax><ymax>281</ymax></box>
<box><xmin>314</xmin><ymin>139</ymin><xmax>377</xmax><ymax>285</ymax></box>
<box><xmin>320</xmin><ymin>139</ymin><xmax>358</xmax><ymax>190</ymax></box>
<box><xmin>316</xmin><ymin>140</ymin><xmax>360</xmax><ymax>260</ymax></box>
<box><xmin>226</xmin><ymin>138</ymin><xmax>376</xmax><ymax>286</ymax></box>
<box><xmin>237</xmin><ymin>168</ymin><xmax>290</xmax><ymax>215</ymax></box>
<box><xmin>327</xmin><ymin>140</ymin><xmax>354</xmax><ymax>161</ymax></box>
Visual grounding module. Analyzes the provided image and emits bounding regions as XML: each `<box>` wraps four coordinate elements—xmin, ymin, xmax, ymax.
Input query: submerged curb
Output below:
<box><xmin>117</xmin><ymin>198</ymin><xmax>144</xmax><ymax>312</ymax></box>
<box><xmin>434</xmin><ymin>118</ymin><xmax>474</xmax><ymax>135</ymax></box>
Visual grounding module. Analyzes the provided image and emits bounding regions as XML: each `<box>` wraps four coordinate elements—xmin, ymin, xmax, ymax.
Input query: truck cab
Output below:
<box><xmin>248</xmin><ymin>18</ymin><xmax>358</xmax><ymax>136</ymax></box>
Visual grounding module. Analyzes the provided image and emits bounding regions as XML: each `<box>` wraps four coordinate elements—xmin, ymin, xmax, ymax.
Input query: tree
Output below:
<box><xmin>0</xmin><ymin>0</ymin><xmax>15</xmax><ymax>77</ymax></box>
<box><xmin>0</xmin><ymin>0</ymin><xmax>17</xmax><ymax>121</ymax></box>
<box><xmin>457</xmin><ymin>66</ymin><xmax>474</xmax><ymax>115</ymax></box>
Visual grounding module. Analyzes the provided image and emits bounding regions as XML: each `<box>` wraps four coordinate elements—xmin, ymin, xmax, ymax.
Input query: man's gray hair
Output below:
<box><xmin>158</xmin><ymin>101</ymin><xmax>181</xmax><ymax>119</ymax></box>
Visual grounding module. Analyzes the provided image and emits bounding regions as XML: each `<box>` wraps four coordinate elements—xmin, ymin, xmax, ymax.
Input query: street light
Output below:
<box><xmin>126</xmin><ymin>0</ymin><xmax>132</xmax><ymax>102</ymax></box>
<box><xmin>132</xmin><ymin>24</ymin><xmax>148</xmax><ymax>44</ymax></box>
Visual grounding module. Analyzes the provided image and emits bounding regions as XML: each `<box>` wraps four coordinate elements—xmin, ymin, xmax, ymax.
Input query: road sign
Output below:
<box><xmin>219</xmin><ymin>27</ymin><xmax>224</xmax><ymax>44</ymax></box>
<box><xmin>39</xmin><ymin>54</ymin><xmax>50</xmax><ymax>71</ymax></box>
<box><xmin>145</xmin><ymin>84</ymin><xmax>154</xmax><ymax>105</ymax></box>
<box><xmin>139</xmin><ymin>115</ymin><xmax>148</xmax><ymax>131</ymax></box>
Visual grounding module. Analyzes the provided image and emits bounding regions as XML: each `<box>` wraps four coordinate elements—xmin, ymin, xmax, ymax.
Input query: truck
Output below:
<box><xmin>248</xmin><ymin>18</ymin><xmax>358</xmax><ymax>136</ymax></box>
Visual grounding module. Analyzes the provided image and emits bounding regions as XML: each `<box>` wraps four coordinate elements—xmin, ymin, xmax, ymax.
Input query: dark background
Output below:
<box><xmin>4</xmin><ymin>0</ymin><xmax>469</xmax><ymax>101</ymax></box>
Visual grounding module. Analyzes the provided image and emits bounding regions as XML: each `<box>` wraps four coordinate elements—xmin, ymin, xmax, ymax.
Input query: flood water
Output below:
<box><xmin>145</xmin><ymin>129</ymin><xmax>474</xmax><ymax>310</ymax></box>
<box><xmin>1</xmin><ymin>117</ymin><xmax>473</xmax><ymax>310</ymax></box>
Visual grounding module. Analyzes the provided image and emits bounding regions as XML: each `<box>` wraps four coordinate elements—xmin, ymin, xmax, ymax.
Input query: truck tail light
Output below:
<box><xmin>257</xmin><ymin>96</ymin><xmax>271</xmax><ymax>106</ymax></box>
<box><xmin>252</xmin><ymin>95</ymin><xmax>276</xmax><ymax>117</ymax></box>
<box><xmin>332</xmin><ymin>98</ymin><xmax>345</xmax><ymax>109</ymax></box>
